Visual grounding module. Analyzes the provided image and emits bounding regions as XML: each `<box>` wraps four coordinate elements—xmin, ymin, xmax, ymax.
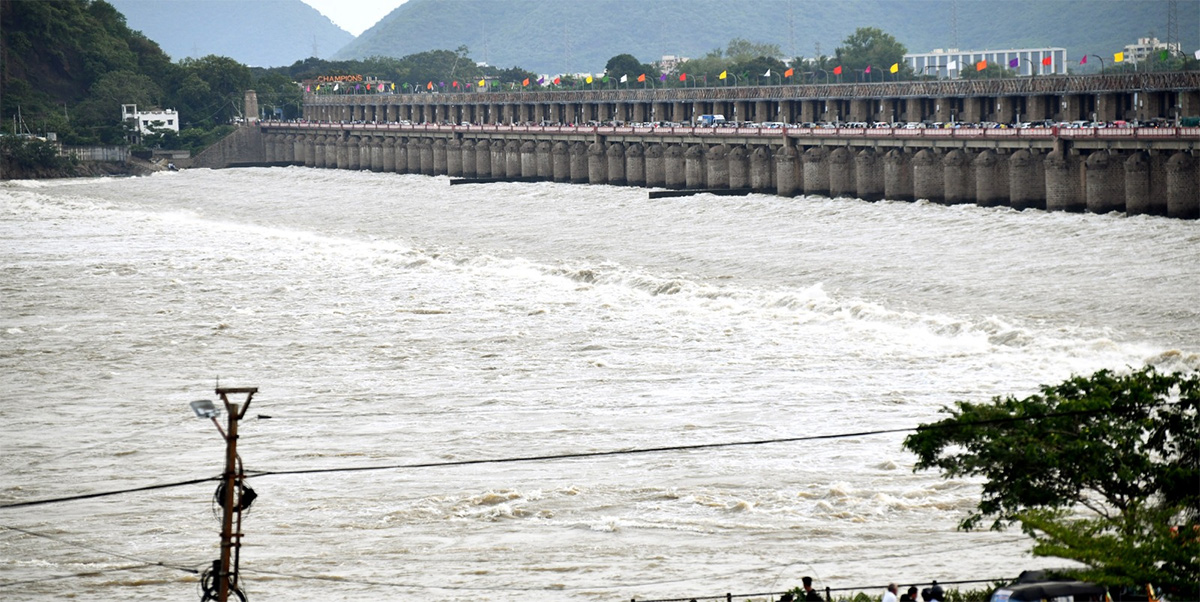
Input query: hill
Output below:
<box><xmin>107</xmin><ymin>0</ymin><xmax>354</xmax><ymax>67</ymax></box>
<box><xmin>333</xmin><ymin>0</ymin><xmax>1199</xmax><ymax>74</ymax></box>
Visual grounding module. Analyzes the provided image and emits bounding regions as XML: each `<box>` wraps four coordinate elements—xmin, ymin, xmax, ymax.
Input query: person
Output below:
<box><xmin>801</xmin><ymin>576</ymin><xmax>823</xmax><ymax>602</ymax></box>
<box><xmin>930</xmin><ymin>581</ymin><xmax>944</xmax><ymax>602</ymax></box>
<box><xmin>883</xmin><ymin>583</ymin><xmax>899</xmax><ymax>602</ymax></box>
<box><xmin>901</xmin><ymin>586</ymin><xmax>919</xmax><ymax>602</ymax></box>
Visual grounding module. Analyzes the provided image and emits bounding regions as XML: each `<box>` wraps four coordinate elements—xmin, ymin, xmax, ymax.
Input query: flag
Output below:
<box><xmin>719</xmin><ymin>70</ymin><xmax>727</xmax><ymax>79</ymax></box>
<box><xmin>439</xmin><ymin>81</ymin><xmax>445</xmax><ymax>88</ymax></box>
<box><xmin>452</xmin><ymin>81</ymin><xmax>459</xmax><ymax>88</ymax></box>
<box><xmin>1159</xmin><ymin>49</ymin><xmax>1168</xmax><ymax>61</ymax></box>
<box><xmin>947</xmin><ymin>60</ymin><xmax>958</xmax><ymax>70</ymax></box>
<box><xmin>334</xmin><ymin>83</ymin><xmax>340</xmax><ymax>91</ymax></box>
<box><xmin>378</xmin><ymin>83</ymin><xmax>384</xmax><ymax>91</ymax></box>
<box><xmin>537</xmin><ymin>76</ymin><xmax>545</xmax><ymax>84</ymax></box>
<box><xmin>833</xmin><ymin>65</ymin><xmax>842</xmax><ymax>75</ymax></box>
<box><xmin>976</xmin><ymin>60</ymin><xmax>987</xmax><ymax>71</ymax></box>
<box><xmin>890</xmin><ymin>63</ymin><xmax>899</xmax><ymax>73</ymax></box>
<box><xmin>865</xmin><ymin>65</ymin><xmax>871</xmax><ymax>73</ymax></box>
<box><xmin>426</xmin><ymin>81</ymin><xmax>433</xmax><ymax>90</ymax></box>
<box><xmin>390</xmin><ymin>83</ymin><xmax>395</xmax><ymax>91</ymax></box>
<box><xmin>1008</xmin><ymin>58</ymin><xmax>1019</xmax><ymax>68</ymax></box>
<box><xmin>620</xmin><ymin>74</ymin><xmax>627</xmax><ymax>83</ymax></box>
<box><xmin>1079</xmin><ymin>55</ymin><xmax>1087</xmax><ymax>64</ymax></box>
<box><xmin>1114</xmin><ymin>52</ymin><xmax>1124</xmax><ymax>62</ymax></box>
<box><xmin>306</xmin><ymin>85</ymin><xmax>311</xmax><ymax>92</ymax></box>
<box><xmin>784</xmin><ymin>67</ymin><xmax>794</xmax><ymax>77</ymax></box>
<box><xmin>586</xmin><ymin>75</ymin><xmax>593</xmax><ymax>84</ymax></box>
<box><xmin>522</xmin><ymin>77</ymin><xmax>529</xmax><ymax>86</ymax></box>
<box><xmin>1042</xmin><ymin>56</ymin><xmax>1052</xmax><ymax>66</ymax></box>
<box><xmin>316</xmin><ymin>84</ymin><xmax>321</xmax><ymax>91</ymax></box>
<box><xmin>553</xmin><ymin>77</ymin><xmax>561</xmax><ymax>85</ymax></box>
<box><xmin>660</xmin><ymin>73</ymin><xmax>668</xmax><ymax>82</ymax></box>
<box><xmin>637</xmin><ymin>73</ymin><xmax>645</xmax><ymax>82</ymax></box>
<box><xmin>601</xmin><ymin>75</ymin><xmax>609</xmax><ymax>83</ymax></box>
<box><xmin>478</xmin><ymin>78</ymin><xmax>486</xmax><ymax>87</ymax></box>
<box><xmin>763</xmin><ymin>68</ymin><xmax>771</xmax><ymax>77</ymax></box>
<box><xmin>679</xmin><ymin>73</ymin><xmax>686</xmax><ymax>81</ymax></box>
<box><xmin>1195</xmin><ymin>49</ymin><xmax>1200</xmax><ymax>60</ymax></box>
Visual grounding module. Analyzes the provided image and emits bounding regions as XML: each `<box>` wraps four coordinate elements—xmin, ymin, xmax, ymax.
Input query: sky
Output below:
<box><xmin>301</xmin><ymin>0</ymin><xmax>408</xmax><ymax>36</ymax></box>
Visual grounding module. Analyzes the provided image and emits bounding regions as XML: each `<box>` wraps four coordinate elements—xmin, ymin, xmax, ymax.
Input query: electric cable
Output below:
<box><xmin>0</xmin><ymin>524</ymin><xmax>202</xmax><ymax>575</ymax></box>
<box><xmin>0</xmin><ymin>476</ymin><xmax>218</xmax><ymax>510</ymax></box>
<box><xmin>0</xmin><ymin>563</ymin><xmax>162</xmax><ymax>589</ymax></box>
<box><xmin>1</xmin><ymin>402</ymin><xmax>1173</xmax><ymax>510</ymax></box>
<box><xmin>245</xmin><ymin>403</ymin><xmax>1166</xmax><ymax>480</ymax></box>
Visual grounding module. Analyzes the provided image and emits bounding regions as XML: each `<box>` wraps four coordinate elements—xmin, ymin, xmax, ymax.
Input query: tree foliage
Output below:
<box><xmin>903</xmin><ymin>367</ymin><xmax>1199</xmax><ymax>589</ymax></box>
<box><xmin>834</xmin><ymin>27</ymin><xmax>907</xmax><ymax>73</ymax></box>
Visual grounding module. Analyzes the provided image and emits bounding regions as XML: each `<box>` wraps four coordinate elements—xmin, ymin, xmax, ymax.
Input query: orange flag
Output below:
<box><xmin>637</xmin><ymin>73</ymin><xmax>646</xmax><ymax>82</ymax></box>
<box><xmin>976</xmin><ymin>60</ymin><xmax>987</xmax><ymax>71</ymax></box>
<box><xmin>522</xmin><ymin>77</ymin><xmax>529</xmax><ymax>86</ymax></box>
<box><xmin>784</xmin><ymin>67</ymin><xmax>794</xmax><ymax>77</ymax></box>
<box><xmin>426</xmin><ymin>81</ymin><xmax>433</xmax><ymax>90</ymax></box>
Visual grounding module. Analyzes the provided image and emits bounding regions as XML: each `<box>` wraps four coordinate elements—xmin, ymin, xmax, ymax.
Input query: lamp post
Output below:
<box><xmin>191</xmin><ymin>387</ymin><xmax>258</xmax><ymax>602</ymax></box>
<box><xmin>1091</xmin><ymin>54</ymin><xmax>1106</xmax><ymax>74</ymax></box>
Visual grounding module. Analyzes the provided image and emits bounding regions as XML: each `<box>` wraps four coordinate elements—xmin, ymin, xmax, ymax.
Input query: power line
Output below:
<box><xmin>0</xmin><ymin>403</ymin><xmax>1170</xmax><ymax>510</ymax></box>
<box><xmin>244</xmin><ymin>403</ymin><xmax>1159</xmax><ymax>480</ymax></box>
<box><xmin>0</xmin><ymin>563</ymin><xmax>163</xmax><ymax>589</ymax></box>
<box><xmin>0</xmin><ymin>476</ymin><xmax>218</xmax><ymax>510</ymax></box>
<box><xmin>1</xmin><ymin>524</ymin><xmax>202</xmax><ymax>576</ymax></box>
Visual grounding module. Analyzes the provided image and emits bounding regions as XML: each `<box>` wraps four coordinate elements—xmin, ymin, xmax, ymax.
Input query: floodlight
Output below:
<box><xmin>190</xmin><ymin>399</ymin><xmax>220</xmax><ymax>419</ymax></box>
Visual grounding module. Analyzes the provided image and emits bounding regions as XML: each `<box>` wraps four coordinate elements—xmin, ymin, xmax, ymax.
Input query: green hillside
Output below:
<box><xmin>334</xmin><ymin>0</ymin><xmax>1199</xmax><ymax>74</ymax></box>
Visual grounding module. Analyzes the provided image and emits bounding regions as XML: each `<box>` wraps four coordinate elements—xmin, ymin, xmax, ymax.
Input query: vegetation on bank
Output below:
<box><xmin>903</xmin><ymin>367</ymin><xmax>1199</xmax><ymax>593</ymax></box>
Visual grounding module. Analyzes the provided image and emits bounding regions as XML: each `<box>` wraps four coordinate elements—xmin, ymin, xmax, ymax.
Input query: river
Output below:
<box><xmin>2</xmin><ymin>168</ymin><xmax>1197</xmax><ymax>601</ymax></box>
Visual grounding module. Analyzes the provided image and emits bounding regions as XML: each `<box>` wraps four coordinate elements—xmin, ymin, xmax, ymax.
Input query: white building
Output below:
<box><xmin>657</xmin><ymin>55</ymin><xmax>688</xmax><ymax>73</ymax></box>
<box><xmin>1122</xmin><ymin>37</ymin><xmax>1181</xmax><ymax>63</ymax></box>
<box><xmin>904</xmin><ymin>47</ymin><xmax>1067</xmax><ymax>78</ymax></box>
<box><xmin>121</xmin><ymin>104</ymin><xmax>179</xmax><ymax>140</ymax></box>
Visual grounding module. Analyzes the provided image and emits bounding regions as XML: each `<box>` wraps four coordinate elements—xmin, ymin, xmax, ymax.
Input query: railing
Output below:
<box><xmin>302</xmin><ymin>72</ymin><xmax>1200</xmax><ymax>104</ymax></box>
<box><xmin>262</xmin><ymin>120</ymin><xmax>1200</xmax><ymax>141</ymax></box>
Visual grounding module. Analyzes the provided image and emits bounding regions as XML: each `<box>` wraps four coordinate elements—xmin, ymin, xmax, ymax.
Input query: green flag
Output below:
<box><xmin>1160</xmin><ymin>49</ymin><xmax>1169</xmax><ymax>61</ymax></box>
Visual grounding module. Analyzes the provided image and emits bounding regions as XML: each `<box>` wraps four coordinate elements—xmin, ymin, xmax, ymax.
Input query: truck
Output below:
<box><xmin>696</xmin><ymin>114</ymin><xmax>726</xmax><ymax>127</ymax></box>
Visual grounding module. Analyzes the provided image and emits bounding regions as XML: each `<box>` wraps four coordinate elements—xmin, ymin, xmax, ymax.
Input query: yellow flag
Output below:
<box><xmin>390</xmin><ymin>83</ymin><xmax>395</xmax><ymax>91</ymax></box>
<box><xmin>890</xmin><ymin>63</ymin><xmax>899</xmax><ymax>73</ymax></box>
<box><xmin>477</xmin><ymin>78</ymin><xmax>485</xmax><ymax>87</ymax></box>
<box><xmin>586</xmin><ymin>75</ymin><xmax>593</xmax><ymax>84</ymax></box>
<box><xmin>1114</xmin><ymin>52</ymin><xmax>1125</xmax><ymax>63</ymax></box>
<box><xmin>719</xmin><ymin>70</ymin><xmax>727</xmax><ymax>79</ymax></box>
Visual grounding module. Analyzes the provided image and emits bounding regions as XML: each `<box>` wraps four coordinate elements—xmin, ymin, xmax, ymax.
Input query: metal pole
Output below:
<box><xmin>217</xmin><ymin>400</ymin><xmax>239</xmax><ymax>602</ymax></box>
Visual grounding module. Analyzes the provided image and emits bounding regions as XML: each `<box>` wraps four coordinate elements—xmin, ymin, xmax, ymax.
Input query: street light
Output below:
<box><xmin>190</xmin><ymin>387</ymin><xmax>258</xmax><ymax>602</ymax></box>
<box><xmin>1091</xmin><ymin>54</ymin><xmax>1106</xmax><ymax>74</ymax></box>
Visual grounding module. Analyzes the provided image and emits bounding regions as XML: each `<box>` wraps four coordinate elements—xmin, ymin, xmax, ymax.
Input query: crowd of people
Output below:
<box><xmin>777</xmin><ymin>578</ymin><xmax>947</xmax><ymax>602</ymax></box>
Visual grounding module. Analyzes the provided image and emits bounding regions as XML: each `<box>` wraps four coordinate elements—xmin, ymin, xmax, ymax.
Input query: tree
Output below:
<box><xmin>725</xmin><ymin>38</ymin><xmax>782</xmax><ymax>62</ymax></box>
<box><xmin>604</xmin><ymin>54</ymin><xmax>658</xmax><ymax>82</ymax></box>
<box><xmin>903</xmin><ymin>367</ymin><xmax>1199</xmax><ymax>591</ymax></box>
<box><xmin>834</xmin><ymin>27</ymin><xmax>907</xmax><ymax>74</ymax></box>
<box><xmin>961</xmin><ymin>63</ymin><xmax>1016</xmax><ymax>80</ymax></box>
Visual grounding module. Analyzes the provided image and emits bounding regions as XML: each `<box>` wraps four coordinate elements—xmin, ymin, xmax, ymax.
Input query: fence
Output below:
<box><xmin>60</xmin><ymin>145</ymin><xmax>129</xmax><ymax>162</ymax></box>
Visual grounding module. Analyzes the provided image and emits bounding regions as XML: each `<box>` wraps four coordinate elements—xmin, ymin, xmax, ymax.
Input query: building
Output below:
<box><xmin>657</xmin><ymin>55</ymin><xmax>688</xmax><ymax>73</ymax></box>
<box><xmin>1123</xmin><ymin>37</ymin><xmax>1181</xmax><ymax>63</ymax></box>
<box><xmin>904</xmin><ymin>47</ymin><xmax>1067</xmax><ymax>79</ymax></box>
<box><xmin>121</xmin><ymin>104</ymin><xmax>179</xmax><ymax>142</ymax></box>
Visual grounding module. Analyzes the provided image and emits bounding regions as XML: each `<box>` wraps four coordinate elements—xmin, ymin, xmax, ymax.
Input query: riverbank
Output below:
<box><xmin>1</xmin><ymin>157</ymin><xmax>162</xmax><ymax>180</ymax></box>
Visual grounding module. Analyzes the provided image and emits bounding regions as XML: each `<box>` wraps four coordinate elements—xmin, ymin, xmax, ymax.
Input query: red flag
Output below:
<box><xmin>522</xmin><ymin>77</ymin><xmax>529</xmax><ymax>86</ymax></box>
<box><xmin>865</xmin><ymin>65</ymin><xmax>871</xmax><ymax>73</ymax></box>
<box><xmin>1079</xmin><ymin>55</ymin><xmax>1088</xmax><ymax>64</ymax></box>
<box><xmin>1042</xmin><ymin>56</ymin><xmax>1052</xmax><ymax>66</ymax></box>
<box><xmin>452</xmin><ymin>80</ymin><xmax>458</xmax><ymax>87</ymax></box>
<box><xmin>833</xmin><ymin>65</ymin><xmax>843</xmax><ymax>75</ymax></box>
<box><xmin>637</xmin><ymin>73</ymin><xmax>646</xmax><ymax>82</ymax></box>
<box><xmin>553</xmin><ymin>76</ymin><xmax>561</xmax><ymax>85</ymax></box>
<box><xmin>784</xmin><ymin>67</ymin><xmax>794</xmax><ymax>77</ymax></box>
<box><xmin>679</xmin><ymin>73</ymin><xmax>687</xmax><ymax>81</ymax></box>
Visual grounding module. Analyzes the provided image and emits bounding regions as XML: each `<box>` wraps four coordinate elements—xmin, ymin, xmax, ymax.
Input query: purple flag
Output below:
<box><xmin>1008</xmin><ymin>58</ymin><xmax>1019</xmax><ymax>68</ymax></box>
<box><xmin>659</xmin><ymin>73</ymin><xmax>668</xmax><ymax>82</ymax></box>
<box><xmin>537</xmin><ymin>76</ymin><xmax>545</xmax><ymax>84</ymax></box>
<box><xmin>439</xmin><ymin>81</ymin><xmax>445</xmax><ymax>87</ymax></box>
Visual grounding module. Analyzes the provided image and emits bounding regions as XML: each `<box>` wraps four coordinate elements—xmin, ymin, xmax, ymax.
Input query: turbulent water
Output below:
<box><xmin>2</xmin><ymin>168</ymin><xmax>1198</xmax><ymax>602</ymax></box>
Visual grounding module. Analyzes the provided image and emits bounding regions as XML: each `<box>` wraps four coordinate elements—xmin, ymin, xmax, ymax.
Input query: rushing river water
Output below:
<box><xmin>2</xmin><ymin>168</ymin><xmax>1198</xmax><ymax>602</ymax></box>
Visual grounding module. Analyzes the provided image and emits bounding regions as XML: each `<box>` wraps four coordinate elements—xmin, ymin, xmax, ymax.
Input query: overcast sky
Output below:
<box><xmin>301</xmin><ymin>0</ymin><xmax>408</xmax><ymax>36</ymax></box>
